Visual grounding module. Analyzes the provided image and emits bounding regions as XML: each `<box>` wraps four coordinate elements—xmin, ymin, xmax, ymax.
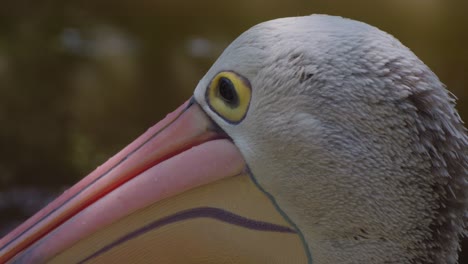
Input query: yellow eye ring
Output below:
<box><xmin>206</xmin><ymin>71</ymin><xmax>252</xmax><ymax>124</ymax></box>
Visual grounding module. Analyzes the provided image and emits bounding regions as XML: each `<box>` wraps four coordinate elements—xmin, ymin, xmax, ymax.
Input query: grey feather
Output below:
<box><xmin>195</xmin><ymin>14</ymin><xmax>468</xmax><ymax>264</ymax></box>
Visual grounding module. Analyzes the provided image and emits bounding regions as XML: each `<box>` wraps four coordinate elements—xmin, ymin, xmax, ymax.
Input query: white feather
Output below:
<box><xmin>195</xmin><ymin>15</ymin><xmax>468</xmax><ymax>264</ymax></box>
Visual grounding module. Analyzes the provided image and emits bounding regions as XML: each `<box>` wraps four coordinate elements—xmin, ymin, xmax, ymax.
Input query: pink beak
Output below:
<box><xmin>0</xmin><ymin>99</ymin><xmax>306</xmax><ymax>263</ymax></box>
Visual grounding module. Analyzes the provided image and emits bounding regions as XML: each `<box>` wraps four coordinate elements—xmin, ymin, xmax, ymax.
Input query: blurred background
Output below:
<box><xmin>0</xmin><ymin>0</ymin><xmax>467</xmax><ymax>260</ymax></box>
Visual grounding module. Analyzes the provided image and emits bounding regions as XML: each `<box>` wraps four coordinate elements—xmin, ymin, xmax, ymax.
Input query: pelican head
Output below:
<box><xmin>2</xmin><ymin>15</ymin><xmax>467</xmax><ymax>264</ymax></box>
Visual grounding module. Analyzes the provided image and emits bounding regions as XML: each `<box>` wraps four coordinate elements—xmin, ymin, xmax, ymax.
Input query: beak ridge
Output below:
<box><xmin>1</xmin><ymin>99</ymin><xmax>245</xmax><ymax>263</ymax></box>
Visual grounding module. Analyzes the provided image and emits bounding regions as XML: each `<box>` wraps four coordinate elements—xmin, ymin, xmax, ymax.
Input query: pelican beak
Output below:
<box><xmin>0</xmin><ymin>99</ymin><xmax>306</xmax><ymax>264</ymax></box>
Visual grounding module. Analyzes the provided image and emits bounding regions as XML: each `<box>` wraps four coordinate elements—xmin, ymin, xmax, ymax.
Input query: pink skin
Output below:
<box><xmin>0</xmin><ymin>100</ymin><xmax>246</xmax><ymax>263</ymax></box>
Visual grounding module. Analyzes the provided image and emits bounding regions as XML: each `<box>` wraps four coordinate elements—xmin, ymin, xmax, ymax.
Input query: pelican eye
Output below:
<box><xmin>206</xmin><ymin>71</ymin><xmax>251</xmax><ymax>124</ymax></box>
<box><xmin>218</xmin><ymin>77</ymin><xmax>239</xmax><ymax>107</ymax></box>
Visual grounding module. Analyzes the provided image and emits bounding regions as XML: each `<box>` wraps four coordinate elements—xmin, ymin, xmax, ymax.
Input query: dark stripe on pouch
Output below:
<box><xmin>78</xmin><ymin>206</ymin><xmax>296</xmax><ymax>263</ymax></box>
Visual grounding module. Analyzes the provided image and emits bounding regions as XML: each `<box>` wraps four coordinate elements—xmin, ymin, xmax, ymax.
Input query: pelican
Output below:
<box><xmin>1</xmin><ymin>14</ymin><xmax>467</xmax><ymax>264</ymax></box>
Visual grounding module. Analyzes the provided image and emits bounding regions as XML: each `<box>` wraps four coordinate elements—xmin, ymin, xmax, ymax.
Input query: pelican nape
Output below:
<box><xmin>1</xmin><ymin>15</ymin><xmax>467</xmax><ymax>264</ymax></box>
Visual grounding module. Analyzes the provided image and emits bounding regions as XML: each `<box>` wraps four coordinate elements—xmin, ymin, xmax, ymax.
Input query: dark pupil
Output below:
<box><xmin>218</xmin><ymin>77</ymin><xmax>239</xmax><ymax>107</ymax></box>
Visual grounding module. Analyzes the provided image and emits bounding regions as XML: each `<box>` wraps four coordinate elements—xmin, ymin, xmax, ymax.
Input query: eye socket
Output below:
<box><xmin>206</xmin><ymin>71</ymin><xmax>251</xmax><ymax>124</ymax></box>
